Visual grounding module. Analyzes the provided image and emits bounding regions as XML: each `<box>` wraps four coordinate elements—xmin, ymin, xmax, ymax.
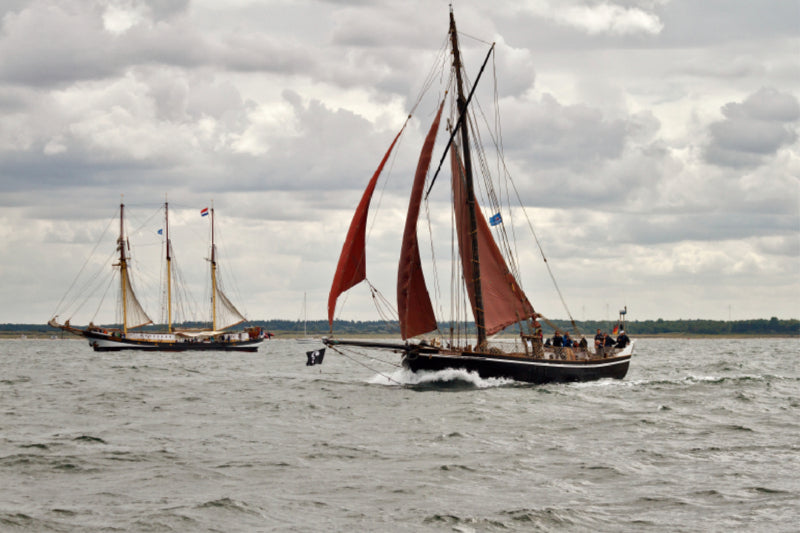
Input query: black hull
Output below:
<box><xmin>403</xmin><ymin>350</ymin><xmax>630</xmax><ymax>384</ymax></box>
<box><xmin>83</xmin><ymin>330</ymin><xmax>263</xmax><ymax>352</ymax></box>
<box><xmin>324</xmin><ymin>338</ymin><xmax>631</xmax><ymax>384</ymax></box>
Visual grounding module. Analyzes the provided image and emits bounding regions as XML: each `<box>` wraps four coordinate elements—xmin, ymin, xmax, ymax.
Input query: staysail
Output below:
<box><xmin>327</xmin><ymin>123</ymin><xmax>408</xmax><ymax>326</ymax></box>
<box><xmin>397</xmin><ymin>100</ymin><xmax>445</xmax><ymax>339</ymax></box>
<box><xmin>451</xmin><ymin>147</ymin><xmax>536</xmax><ymax>335</ymax></box>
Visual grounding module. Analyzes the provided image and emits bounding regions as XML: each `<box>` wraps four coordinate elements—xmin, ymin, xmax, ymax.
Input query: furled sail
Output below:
<box><xmin>120</xmin><ymin>267</ymin><xmax>153</xmax><ymax>330</ymax></box>
<box><xmin>451</xmin><ymin>148</ymin><xmax>536</xmax><ymax>335</ymax></box>
<box><xmin>397</xmin><ymin>100</ymin><xmax>445</xmax><ymax>339</ymax></box>
<box><xmin>214</xmin><ymin>285</ymin><xmax>246</xmax><ymax>330</ymax></box>
<box><xmin>327</xmin><ymin>124</ymin><xmax>407</xmax><ymax>326</ymax></box>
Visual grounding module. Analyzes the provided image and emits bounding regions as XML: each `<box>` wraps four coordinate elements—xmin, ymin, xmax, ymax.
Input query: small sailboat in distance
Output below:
<box><xmin>50</xmin><ymin>199</ymin><xmax>269</xmax><ymax>351</ymax></box>
<box><xmin>323</xmin><ymin>7</ymin><xmax>633</xmax><ymax>384</ymax></box>
<box><xmin>295</xmin><ymin>292</ymin><xmax>318</xmax><ymax>345</ymax></box>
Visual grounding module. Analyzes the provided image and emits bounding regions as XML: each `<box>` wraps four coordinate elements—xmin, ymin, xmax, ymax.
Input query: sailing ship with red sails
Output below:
<box><xmin>324</xmin><ymin>8</ymin><xmax>633</xmax><ymax>384</ymax></box>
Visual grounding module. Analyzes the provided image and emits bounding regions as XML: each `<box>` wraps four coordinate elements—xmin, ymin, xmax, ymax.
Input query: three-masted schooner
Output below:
<box><xmin>324</xmin><ymin>8</ymin><xmax>633</xmax><ymax>384</ymax></box>
<box><xmin>50</xmin><ymin>200</ymin><xmax>268</xmax><ymax>352</ymax></box>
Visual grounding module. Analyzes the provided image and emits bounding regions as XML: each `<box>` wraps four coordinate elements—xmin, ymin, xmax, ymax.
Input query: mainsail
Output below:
<box><xmin>214</xmin><ymin>282</ymin><xmax>246</xmax><ymax>330</ymax></box>
<box><xmin>327</xmin><ymin>123</ymin><xmax>408</xmax><ymax>326</ymax></box>
<box><xmin>119</xmin><ymin>264</ymin><xmax>153</xmax><ymax>330</ymax></box>
<box><xmin>397</xmin><ymin>100</ymin><xmax>445</xmax><ymax>339</ymax></box>
<box><xmin>207</xmin><ymin>206</ymin><xmax>247</xmax><ymax>331</ymax></box>
<box><xmin>451</xmin><ymin>147</ymin><xmax>536</xmax><ymax>335</ymax></box>
<box><xmin>116</xmin><ymin>205</ymin><xmax>153</xmax><ymax>332</ymax></box>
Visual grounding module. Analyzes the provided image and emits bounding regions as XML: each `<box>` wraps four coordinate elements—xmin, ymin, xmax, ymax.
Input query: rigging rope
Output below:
<box><xmin>52</xmin><ymin>211</ymin><xmax>116</xmax><ymax>319</ymax></box>
<box><xmin>327</xmin><ymin>344</ymin><xmax>405</xmax><ymax>386</ymax></box>
<box><xmin>507</xmin><ymin>178</ymin><xmax>581</xmax><ymax>335</ymax></box>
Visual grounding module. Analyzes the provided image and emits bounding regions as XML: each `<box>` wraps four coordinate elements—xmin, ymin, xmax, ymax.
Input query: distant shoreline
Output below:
<box><xmin>6</xmin><ymin>332</ymin><xmax>796</xmax><ymax>340</ymax></box>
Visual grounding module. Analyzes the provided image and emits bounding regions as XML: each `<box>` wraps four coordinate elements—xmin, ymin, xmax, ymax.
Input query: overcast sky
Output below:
<box><xmin>1</xmin><ymin>0</ymin><xmax>798</xmax><ymax>326</ymax></box>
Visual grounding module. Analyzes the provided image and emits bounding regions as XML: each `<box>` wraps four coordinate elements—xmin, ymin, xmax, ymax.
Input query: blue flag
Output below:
<box><xmin>489</xmin><ymin>213</ymin><xmax>502</xmax><ymax>226</ymax></box>
<box><xmin>157</xmin><ymin>228</ymin><xmax>163</xmax><ymax>235</ymax></box>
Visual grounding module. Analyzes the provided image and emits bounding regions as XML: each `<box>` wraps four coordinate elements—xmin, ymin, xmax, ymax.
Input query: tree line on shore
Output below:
<box><xmin>6</xmin><ymin>317</ymin><xmax>798</xmax><ymax>337</ymax></box>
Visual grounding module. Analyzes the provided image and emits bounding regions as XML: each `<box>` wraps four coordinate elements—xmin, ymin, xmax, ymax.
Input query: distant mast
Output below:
<box><xmin>210</xmin><ymin>202</ymin><xmax>218</xmax><ymax>332</ymax></box>
<box><xmin>165</xmin><ymin>196</ymin><xmax>173</xmax><ymax>333</ymax></box>
<box><xmin>118</xmin><ymin>200</ymin><xmax>129</xmax><ymax>335</ymax></box>
<box><xmin>449</xmin><ymin>8</ymin><xmax>486</xmax><ymax>347</ymax></box>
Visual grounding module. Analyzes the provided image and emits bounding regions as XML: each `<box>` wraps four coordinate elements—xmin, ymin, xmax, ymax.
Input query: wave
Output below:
<box><xmin>368</xmin><ymin>367</ymin><xmax>515</xmax><ymax>389</ymax></box>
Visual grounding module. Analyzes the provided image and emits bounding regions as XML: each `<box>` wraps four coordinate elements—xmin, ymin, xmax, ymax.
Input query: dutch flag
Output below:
<box><xmin>200</xmin><ymin>207</ymin><xmax>209</xmax><ymax>217</ymax></box>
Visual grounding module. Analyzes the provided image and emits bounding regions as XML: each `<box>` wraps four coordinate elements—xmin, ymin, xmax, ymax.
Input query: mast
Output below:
<box><xmin>210</xmin><ymin>202</ymin><xmax>217</xmax><ymax>331</ymax></box>
<box><xmin>165</xmin><ymin>196</ymin><xmax>172</xmax><ymax>333</ymax></box>
<box><xmin>449</xmin><ymin>8</ymin><xmax>487</xmax><ymax>347</ymax></box>
<box><xmin>119</xmin><ymin>200</ymin><xmax>128</xmax><ymax>335</ymax></box>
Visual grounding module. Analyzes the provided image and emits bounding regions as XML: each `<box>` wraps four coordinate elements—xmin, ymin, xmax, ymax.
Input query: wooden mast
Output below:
<box><xmin>165</xmin><ymin>196</ymin><xmax>172</xmax><ymax>333</ymax></box>
<box><xmin>118</xmin><ymin>199</ymin><xmax>129</xmax><ymax>335</ymax></box>
<box><xmin>210</xmin><ymin>201</ymin><xmax>217</xmax><ymax>331</ymax></box>
<box><xmin>449</xmin><ymin>8</ymin><xmax>487</xmax><ymax>348</ymax></box>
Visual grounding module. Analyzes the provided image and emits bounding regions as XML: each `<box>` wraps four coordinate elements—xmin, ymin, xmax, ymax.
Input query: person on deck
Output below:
<box><xmin>594</xmin><ymin>329</ymin><xmax>604</xmax><ymax>352</ymax></box>
<box><xmin>563</xmin><ymin>332</ymin><xmax>573</xmax><ymax>348</ymax></box>
<box><xmin>615</xmin><ymin>330</ymin><xmax>630</xmax><ymax>349</ymax></box>
<box><xmin>552</xmin><ymin>331</ymin><xmax>563</xmax><ymax>347</ymax></box>
<box><xmin>602</xmin><ymin>333</ymin><xmax>615</xmax><ymax>356</ymax></box>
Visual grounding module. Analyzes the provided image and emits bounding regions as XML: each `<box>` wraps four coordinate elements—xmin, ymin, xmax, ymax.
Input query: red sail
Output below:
<box><xmin>328</xmin><ymin>125</ymin><xmax>407</xmax><ymax>326</ymax></box>
<box><xmin>397</xmin><ymin>100</ymin><xmax>445</xmax><ymax>339</ymax></box>
<box><xmin>451</xmin><ymin>148</ymin><xmax>536</xmax><ymax>335</ymax></box>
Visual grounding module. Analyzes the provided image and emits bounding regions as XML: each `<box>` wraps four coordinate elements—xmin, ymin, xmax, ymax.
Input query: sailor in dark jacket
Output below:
<box><xmin>615</xmin><ymin>330</ymin><xmax>630</xmax><ymax>348</ymax></box>
<box><xmin>552</xmin><ymin>331</ymin><xmax>563</xmax><ymax>347</ymax></box>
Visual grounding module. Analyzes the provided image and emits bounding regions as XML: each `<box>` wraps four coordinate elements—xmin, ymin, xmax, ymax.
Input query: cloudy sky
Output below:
<box><xmin>1</xmin><ymin>0</ymin><xmax>798</xmax><ymax>327</ymax></box>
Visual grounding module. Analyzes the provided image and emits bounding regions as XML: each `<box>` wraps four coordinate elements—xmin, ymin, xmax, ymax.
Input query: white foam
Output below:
<box><xmin>368</xmin><ymin>367</ymin><xmax>514</xmax><ymax>388</ymax></box>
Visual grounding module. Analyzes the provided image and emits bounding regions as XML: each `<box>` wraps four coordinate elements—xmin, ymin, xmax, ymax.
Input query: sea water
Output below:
<box><xmin>1</xmin><ymin>337</ymin><xmax>798</xmax><ymax>532</ymax></box>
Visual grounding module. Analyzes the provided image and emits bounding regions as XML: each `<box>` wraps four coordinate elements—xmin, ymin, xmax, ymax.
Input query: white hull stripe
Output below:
<box><xmin>89</xmin><ymin>337</ymin><xmax>259</xmax><ymax>350</ymax></box>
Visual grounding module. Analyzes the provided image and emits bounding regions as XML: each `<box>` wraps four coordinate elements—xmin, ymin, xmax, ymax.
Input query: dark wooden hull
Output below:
<box><xmin>404</xmin><ymin>350</ymin><xmax>630</xmax><ymax>384</ymax></box>
<box><xmin>323</xmin><ymin>338</ymin><xmax>632</xmax><ymax>384</ymax></box>
<box><xmin>82</xmin><ymin>330</ymin><xmax>263</xmax><ymax>352</ymax></box>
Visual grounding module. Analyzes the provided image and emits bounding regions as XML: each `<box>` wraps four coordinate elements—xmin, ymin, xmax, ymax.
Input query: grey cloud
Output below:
<box><xmin>503</xmin><ymin>93</ymin><xmax>627</xmax><ymax>170</ymax></box>
<box><xmin>0</xmin><ymin>3</ymin><xmax>120</xmax><ymax>85</ymax></box>
<box><xmin>705</xmin><ymin>87</ymin><xmax>799</xmax><ymax>168</ymax></box>
<box><xmin>143</xmin><ymin>0</ymin><xmax>190</xmax><ymax>21</ymax></box>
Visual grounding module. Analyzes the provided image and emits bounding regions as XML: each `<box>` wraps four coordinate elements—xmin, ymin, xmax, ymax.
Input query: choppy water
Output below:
<box><xmin>1</xmin><ymin>337</ymin><xmax>798</xmax><ymax>532</ymax></box>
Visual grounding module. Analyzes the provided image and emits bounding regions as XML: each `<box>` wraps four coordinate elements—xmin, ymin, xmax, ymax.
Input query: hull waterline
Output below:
<box><xmin>84</xmin><ymin>331</ymin><xmax>262</xmax><ymax>352</ymax></box>
<box><xmin>324</xmin><ymin>338</ymin><xmax>633</xmax><ymax>384</ymax></box>
<box><xmin>404</xmin><ymin>350</ymin><xmax>630</xmax><ymax>384</ymax></box>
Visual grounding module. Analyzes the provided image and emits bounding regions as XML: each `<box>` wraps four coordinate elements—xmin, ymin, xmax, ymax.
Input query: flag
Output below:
<box><xmin>489</xmin><ymin>213</ymin><xmax>502</xmax><ymax>226</ymax></box>
<box><xmin>613</xmin><ymin>324</ymin><xmax>619</xmax><ymax>335</ymax></box>
<box><xmin>306</xmin><ymin>348</ymin><xmax>325</xmax><ymax>366</ymax></box>
<box><xmin>201</xmin><ymin>207</ymin><xmax>209</xmax><ymax>217</ymax></box>
<box><xmin>157</xmin><ymin>228</ymin><xmax>163</xmax><ymax>235</ymax></box>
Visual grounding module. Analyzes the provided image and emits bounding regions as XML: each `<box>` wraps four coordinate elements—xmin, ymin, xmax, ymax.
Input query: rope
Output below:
<box><xmin>52</xmin><ymin>211</ymin><xmax>116</xmax><ymax>318</ymax></box>
<box><xmin>328</xmin><ymin>344</ymin><xmax>405</xmax><ymax>386</ymax></box>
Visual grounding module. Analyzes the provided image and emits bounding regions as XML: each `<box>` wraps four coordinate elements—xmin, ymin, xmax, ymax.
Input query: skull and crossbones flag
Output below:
<box><xmin>306</xmin><ymin>348</ymin><xmax>326</xmax><ymax>366</ymax></box>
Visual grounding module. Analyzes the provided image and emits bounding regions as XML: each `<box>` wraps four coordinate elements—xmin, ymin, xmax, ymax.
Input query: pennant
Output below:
<box><xmin>306</xmin><ymin>348</ymin><xmax>326</xmax><ymax>366</ymax></box>
<box><xmin>489</xmin><ymin>213</ymin><xmax>502</xmax><ymax>226</ymax></box>
<box><xmin>201</xmin><ymin>207</ymin><xmax>209</xmax><ymax>217</ymax></box>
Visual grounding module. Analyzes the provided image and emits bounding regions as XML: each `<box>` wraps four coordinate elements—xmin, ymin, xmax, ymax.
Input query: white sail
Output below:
<box><xmin>214</xmin><ymin>285</ymin><xmax>246</xmax><ymax>330</ymax></box>
<box><xmin>120</xmin><ymin>262</ymin><xmax>153</xmax><ymax>330</ymax></box>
